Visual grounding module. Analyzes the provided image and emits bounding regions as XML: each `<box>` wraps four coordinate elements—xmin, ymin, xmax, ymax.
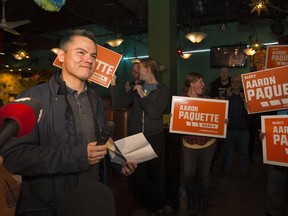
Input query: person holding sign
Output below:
<box><xmin>180</xmin><ymin>72</ymin><xmax>217</xmax><ymax>216</ymax></box>
<box><xmin>259</xmin><ymin>109</ymin><xmax>288</xmax><ymax>216</ymax></box>
<box><xmin>221</xmin><ymin>75</ymin><xmax>251</xmax><ymax>179</ymax></box>
<box><xmin>110</xmin><ymin>58</ymin><xmax>171</xmax><ymax>215</ymax></box>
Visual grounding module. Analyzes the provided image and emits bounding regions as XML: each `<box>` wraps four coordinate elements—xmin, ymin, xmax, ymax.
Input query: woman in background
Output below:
<box><xmin>110</xmin><ymin>58</ymin><xmax>171</xmax><ymax>215</ymax></box>
<box><xmin>180</xmin><ymin>72</ymin><xmax>217</xmax><ymax>216</ymax></box>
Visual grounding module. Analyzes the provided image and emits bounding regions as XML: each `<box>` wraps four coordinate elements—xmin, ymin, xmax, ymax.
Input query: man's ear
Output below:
<box><xmin>57</xmin><ymin>49</ymin><xmax>65</xmax><ymax>63</ymax></box>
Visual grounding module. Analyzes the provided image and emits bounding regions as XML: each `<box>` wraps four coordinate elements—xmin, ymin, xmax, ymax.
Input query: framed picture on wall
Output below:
<box><xmin>210</xmin><ymin>44</ymin><xmax>247</xmax><ymax>68</ymax></box>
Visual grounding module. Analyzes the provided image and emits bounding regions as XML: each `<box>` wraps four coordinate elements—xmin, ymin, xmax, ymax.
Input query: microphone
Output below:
<box><xmin>97</xmin><ymin>121</ymin><xmax>116</xmax><ymax>145</ymax></box>
<box><xmin>0</xmin><ymin>97</ymin><xmax>42</xmax><ymax>150</ymax></box>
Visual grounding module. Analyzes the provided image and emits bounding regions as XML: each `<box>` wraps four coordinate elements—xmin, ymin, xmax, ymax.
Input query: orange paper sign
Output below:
<box><xmin>53</xmin><ymin>44</ymin><xmax>122</xmax><ymax>88</ymax></box>
<box><xmin>241</xmin><ymin>65</ymin><xmax>288</xmax><ymax>114</ymax></box>
<box><xmin>261</xmin><ymin>115</ymin><xmax>288</xmax><ymax>167</ymax></box>
<box><xmin>265</xmin><ymin>45</ymin><xmax>288</xmax><ymax>69</ymax></box>
<box><xmin>169</xmin><ymin>96</ymin><xmax>229</xmax><ymax>138</ymax></box>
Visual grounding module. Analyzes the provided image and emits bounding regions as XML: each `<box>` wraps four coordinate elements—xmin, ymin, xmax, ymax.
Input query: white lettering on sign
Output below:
<box><xmin>273</xmin><ymin>126</ymin><xmax>288</xmax><ymax>145</ymax></box>
<box><xmin>272</xmin><ymin>51</ymin><xmax>286</xmax><ymax>55</ymax></box>
<box><xmin>272</xmin><ymin>121</ymin><xmax>284</xmax><ymax>125</ymax></box>
<box><xmin>246</xmin><ymin>83</ymin><xmax>288</xmax><ymax>101</ymax></box>
<box><xmin>271</xmin><ymin>54</ymin><xmax>288</xmax><ymax>61</ymax></box>
<box><xmin>273</xmin><ymin>126</ymin><xmax>288</xmax><ymax>133</ymax></box>
<box><xmin>246</xmin><ymin>77</ymin><xmax>276</xmax><ymax>89</ymax></box>
<box><xmin>179</xmin><ymin>105</ymin><xmax>198</xmax><ymax>112</ymax></box>
<box><xmin>95</xmin><ymin>59</ymin><xmax>115</xmax><ymax>75</ymax></box>
<box><xmin>178</xmin><ymin>111</ymin><xmax>219</xmax><ymax>123</ymax></box>
<box><xmin>244</xmin><ymin>74</ymin><xmax>256</xmax><ymax>79</ymax></box>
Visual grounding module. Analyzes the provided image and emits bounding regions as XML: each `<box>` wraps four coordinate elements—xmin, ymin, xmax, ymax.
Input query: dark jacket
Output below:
<box><xmin>226</xmin><ymin>93</ymin><xmax>249</xmax><ymax>130</ymax></box>
<box><xmin>0</xmin><ymin>72</ymin><xmax>106</xmax><ymax>215</ymax></box>
<box><xmin>111</xmin><ymin>82</ymin><xmax>170</xmax><ymax>136</ymax></box>
<box><xmin>209</xmin><ymin>77</ymin><xmax>231</xmax><ymax>99</ymax></box>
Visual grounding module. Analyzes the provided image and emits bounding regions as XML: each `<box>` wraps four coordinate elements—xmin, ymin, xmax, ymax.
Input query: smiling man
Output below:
<box><xmin>0</xmin><ymin>29</ymin><xmax>137</xmax><ymax>216</ymax></box>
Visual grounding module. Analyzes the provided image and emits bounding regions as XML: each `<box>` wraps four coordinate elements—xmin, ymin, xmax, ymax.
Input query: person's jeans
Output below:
<box><xmin>182</xmin><ymin>143</ymin><xmax>216</xmax><ymax>202</ymax></box>
<box><xmin>266</xmin><ymin>165</ymin><xmax>287</xmax><ymax>216</ymax></box>
<box><xmin>223</xmin><ymin>129</ymin><xmax>250</xmax><ymax>175</ymax></box>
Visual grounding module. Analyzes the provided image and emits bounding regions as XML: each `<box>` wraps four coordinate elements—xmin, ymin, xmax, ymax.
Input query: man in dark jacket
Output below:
<box><xmin>0</xmin><ymin>29</ymin><xmax>137</xmax><ymax>216</ymax></box>
<box><xmin>209</xmin><ymin>66</ymin><xmax>231</xmax><ymax>99</ymax></box>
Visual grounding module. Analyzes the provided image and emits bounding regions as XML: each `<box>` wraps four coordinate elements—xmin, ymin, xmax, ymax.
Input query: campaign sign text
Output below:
<box><xmin>169</xmin><ymin>96</ymin><xmax>228</xmax><ymax>138</ymax></box>
<box><xmin>265</xmin><ymin>45</ymin><xmax>288</xmax><ymax>69</ymax></box>
<box><xmin>261</xmin><ymin>115</ymin><xmax>288</xmax><ymax>167</ymax></box>
<box><xmin>241</xmin><ymin>65</ymin><xmax>288</xmax><ymax>114</ymax></box>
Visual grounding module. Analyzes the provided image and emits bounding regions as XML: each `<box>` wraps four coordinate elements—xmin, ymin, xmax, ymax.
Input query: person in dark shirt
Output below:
<box><xmin>221</xmin><ymin>75</ymin><xmax>250</xmax><ymax>178</ymax></box>
<box><xmin>209</xmin><ymin>66</ymin><xmax>231</xmax><ymax>99</ymax></box>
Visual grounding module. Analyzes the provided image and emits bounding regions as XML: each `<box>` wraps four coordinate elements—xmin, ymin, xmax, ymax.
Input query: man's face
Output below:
<box><xmin>132</xmin><ymin>63</ymin><xmax>140</xmax><ymax>80</ymax></box>
<box><xmin>58</xmin><ymin>36</ymin><xmax>97</xmax><ymax>81</ymax></box>
<box><xmin>220</xmin><ymin>67</ymin><xmax>229</xmax><ymax>81</ymax></box>
<box><xmin>231</xmin><ymin>76</ymin><xmax>242</xmax><ymax>90</ymax></box>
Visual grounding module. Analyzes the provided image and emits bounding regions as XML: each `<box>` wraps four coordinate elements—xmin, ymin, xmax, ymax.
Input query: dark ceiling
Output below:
<box><xmin>1</xmin><ymin>0</ymin><xmax>288</xmax><ymax>54</ymax></box>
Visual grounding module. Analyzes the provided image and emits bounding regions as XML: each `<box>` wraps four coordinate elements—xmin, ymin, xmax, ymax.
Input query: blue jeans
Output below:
<box><xmin>182</xmin><ymin>143</ymin><xmax>216</xmax><ymax>201</ymax></box>
<box><xmin>223</xmin><ymin>129</ymin><xmax>250</xmax><ymax>175</ymax></box>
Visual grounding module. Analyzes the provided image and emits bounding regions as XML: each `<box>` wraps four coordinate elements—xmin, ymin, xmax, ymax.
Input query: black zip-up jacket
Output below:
<box><xmin>111</xmin><ymin>82</ymin><xmax>170</xmax><ymax>136</ymax></box>
<box><xmin>0</xmin><ymin>72</ymin><xmax>107</xmax><ymax>215</ymax></box>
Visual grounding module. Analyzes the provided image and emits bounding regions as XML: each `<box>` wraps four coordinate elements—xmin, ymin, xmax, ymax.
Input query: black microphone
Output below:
<box><xmin>0</xmin><ymin>98</ymin><xmax>42</xmax><ymax>150</ymax></box>
<box><xmin>97</xmin><ymin>121</ymin><xmax>116</xmax><ymax>145</ymax></box>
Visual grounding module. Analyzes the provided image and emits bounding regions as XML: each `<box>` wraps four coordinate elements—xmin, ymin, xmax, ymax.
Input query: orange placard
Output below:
<box><xmin>261</xmin><ymin>115</ymin><xmax>288</xmax><ymax>167</ymax></box>
<box><xmin>53</xmin><ymin>44</ymin><xmax>122</xmax><ymax>88</ymax></box>
<box><xmin>169</xmin><ymin>96</ymin><xmax>229</xmax><ymax>138</ymax></box>
<box><xmin>265</xmin><ymin>45</ymin><xmax>288</xmax><ymax>69</ymax></box>
<box><xmin>241</xmin><ymin>65</ymin><xmax>288</xmax><ymax>114</ymax></box>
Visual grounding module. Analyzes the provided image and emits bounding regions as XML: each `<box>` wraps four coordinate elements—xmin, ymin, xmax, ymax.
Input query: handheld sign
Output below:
<box><xmin>241</xmin><ymin>65</ymin><xmax>288</xmax><ymax>114</ymax></box>
<box><xmin>53</xmin><ymin>44</ymin><xmax>122</xmax><ymax>88</ymax></box>
<box><xmin>265</xmin><ymin>45</ymin><xmax>288</xmax><ymax>69</ymax></box>
<box><xmin>261</xmin><ymin>115</ymin><xmax>288</xmax><ymax>167</ymax></box>
<box><xmin>169</xmin><ymin>96</ymin><xmax>228</xmax><ymax>138</ymax></box>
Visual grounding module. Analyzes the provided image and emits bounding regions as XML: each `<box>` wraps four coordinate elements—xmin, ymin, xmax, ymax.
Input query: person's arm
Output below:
<box><xmin>140</xmin><ymin>85</ymin><xmax>170</xmax><ymax>120</ymax></box>
<box><xmin>110</xmin><ymin>75</ymin><xmax>133</xmax><ymax>109</ymax></box>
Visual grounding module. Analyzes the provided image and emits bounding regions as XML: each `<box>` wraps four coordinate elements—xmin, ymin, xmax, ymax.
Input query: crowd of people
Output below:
<box><xmin>0</xmin><ymin>28</ymin><xmax>286</xmax><ymax>216</ymax></box>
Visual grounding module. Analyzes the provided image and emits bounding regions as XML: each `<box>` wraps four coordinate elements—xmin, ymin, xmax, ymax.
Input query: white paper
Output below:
<box><xmin>108</xmin><ymin>133</ymin><xmax>158</xmax><ymax>165</ymax></box>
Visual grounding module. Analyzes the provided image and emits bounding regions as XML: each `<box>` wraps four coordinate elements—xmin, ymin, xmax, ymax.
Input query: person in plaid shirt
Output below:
<box><xmin>180</xmin><ymin>72</ymin><xmax>217</xmax><ymax>216</ymax></box>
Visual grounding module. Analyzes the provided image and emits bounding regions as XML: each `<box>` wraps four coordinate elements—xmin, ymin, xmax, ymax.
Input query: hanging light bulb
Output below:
<box><xmin>185</xmin><ymin>32</ymin><xmax>207</xmax><ymax>43</ymax></box>
<box><xmin>244</xmin><ymin>48</ymin><xmax>256</xmax><ymax>56</ymax></box>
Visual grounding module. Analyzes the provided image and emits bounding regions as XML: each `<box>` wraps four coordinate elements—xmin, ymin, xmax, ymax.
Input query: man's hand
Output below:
<box><xmin>87</xmin><ymin>142</ymin><xmax>108</xmax><ymax>165</ymax></box>
<box><xmin>121</xmin><ymin>161</ymin><xmax>137</xmax><ymax>176</ymax></box>
<box><xmin>111</xmin><ymin>75</ymin><xmax>117</xmax><ymax>86</ymax></box>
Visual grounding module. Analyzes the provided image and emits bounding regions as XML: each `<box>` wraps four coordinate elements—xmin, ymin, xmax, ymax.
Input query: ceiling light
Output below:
<box><xmin>181</xmin><ymin>53</ymin><xmax>192</xmax><ymax>60</ymax></box>
<box><xmin>185</xmin><ymin>32</ymin><xmax>207</xmax><ymax>43</ymax></box>
<box><xmin>106</xmin><ymin>38</ymin><xmax>124</xmax><ymax>48</ymax></box>
<box><xmin>244</xmin><ymin>48</ymin><xmax>256</xmax><ymax>56</ymax></box>
<box><xmin>12</xmin><ymin>50</ymin><xmax>30</xmax><ymax>60</ymax></box>
<box><xmin>250</xmin><ymin>0</ymin><xmax>268</xmax><ymax>15</ymax></box>
<box><xmin>51</xmin><ymin>48</ymin><xmax>59</xmax><ymax>54</ymax></box>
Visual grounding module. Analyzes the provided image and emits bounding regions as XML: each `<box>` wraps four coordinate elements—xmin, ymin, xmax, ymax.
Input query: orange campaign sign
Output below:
<box><xmin>261</xmin><ymin>115</ymin><xmax>288</xmax><ymax>167</ymax></box>
<box><xmin>53</xmin><ymin>44</ymin><xmax>122</xmax><ymax>88</ymax></box>
<box><xmin>169</xmin><ymin>96</ymin><xmax>229</xmax><ymax>138</ymax></box>
<box><xmin>241</xmin><ymin>65</ymin><xmax>288</xmax><ymax>114</ymax></box>
<box><xmin>265</xmin><ymin>45</ymin><xmax>288</xmax><ymax>69</ymax></box>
